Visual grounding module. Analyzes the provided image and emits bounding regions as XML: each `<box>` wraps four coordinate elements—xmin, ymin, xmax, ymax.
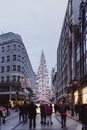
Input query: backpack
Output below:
<box><xmin>44</xmin><ymin>104</ymin><xmax>52</xmax><ymax>115</ymax></box>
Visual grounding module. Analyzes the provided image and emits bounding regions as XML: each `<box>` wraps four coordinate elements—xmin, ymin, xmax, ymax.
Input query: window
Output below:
<box><xmin>13</xmin><ymin>55</ymin><xmax>16</xmax><ymax>61</ymax></box>
<box><xmin>17</xmin><ymin>76</ymin><xmax>20</xmax><ymax>82</ymax></box>
<box><xmin>84</xmin><ymin>33</ymin><xmax>87</xmax><ymax>75</ymax></box>
<box><xmin>18</xmin><ymin>55</ymin><xmax>21</xmax><ymax>61</ymax></box>
<box><xmin>13</xmin><ymin>44</ymin><xmax>16</xmax><ymax>50</ymax></box>
<box><xmin>7</xmin><ymin>66</ymin><xmax>10</xmax><ymax>72</ymax></box>
<box><xmin>1</xmin><ymin>67</ymin><xmax>4</xmax><ymax>73</ymax></box>
<box><xmin>1</xmin><ymin>57</ymin><xmax>5</xmax><ymax>63</ymax></box>
<box><xmin>71</xmin><ymin>55</ymin><xmax>74</xmax><ymax>69</ymax></box>
<box><xmin>85</xmin><ymin>12</ymin><xmax>87</xmax><ymax>21</ymax></box>
<box><xmin>1</xmin><ymin>77</ymin><xmax>4</xmax><ymax>82</ymax></box>
<box><xmin>22</xmin><ymin>57</ymin><xmax>24</xmax><ymax>63</ymax></box>
<box><xmin>17</xmin><ymin>66</ymin><xmax>21</xmax><ymax>72</ymax></box>
<box><xmin>2</xmin><ymin>47</ymin><xmax>4</xmax><ymax>52</ymax></box>
<box><xmin>18</xmin><ymin>45</ymin><xmax>21</xmax><ymax>51</ymax></box>
<box><xmin>6</xmin><ymin>76</ymin><xmax>9</xmax><ymax>82</ymax></box>
<box><xmin>7</xmin><ymin>56</ymin><xmax>10</xmax><ymax>62</ymax></box>
<box><xmin>7</xmin><ymin>45</ymin><xmax>10</xmax><ymax>51</ymax></box>
<box><xmin>22</xmin><ymin>48</ymin><xmax>24</xmax><ymax>53</ymax></box>
<box><xmin>12</xmin><ymin>65</ymin><xmax>16</xmax><ymax>71</ymax></box>
<box><xmin>12</xmin><ymin>76</ymin><xmax>16</xmax><ymax>82</ymax></box>
<box><xmin>76</xmin><ymin>47</ymin><xmax>80</xmax><ymax>62</ymax></box>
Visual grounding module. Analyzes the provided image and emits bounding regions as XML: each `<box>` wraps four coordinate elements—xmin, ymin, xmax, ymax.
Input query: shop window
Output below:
<box><xmin>82</xmin><ymin>87</ymin><xmax>87</xmax><ymax>104</ymax></box>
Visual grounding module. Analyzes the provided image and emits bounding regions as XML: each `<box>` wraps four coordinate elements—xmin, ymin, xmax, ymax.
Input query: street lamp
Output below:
<box><xmin>15</xmin><ymin>86</ymin><xmax>19</xmax><ymax>112</ymax></box>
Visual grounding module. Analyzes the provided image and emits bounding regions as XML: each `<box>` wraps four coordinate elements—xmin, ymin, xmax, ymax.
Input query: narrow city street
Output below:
<box><xmin>0</xmin><ymin>0</ymin><xmax>87</xmax><ymax>130</ymax></box>
<box><xmin>0</xmin><ymin>111</ymin><xmax>82</xmax><ymax>130</ymax></box>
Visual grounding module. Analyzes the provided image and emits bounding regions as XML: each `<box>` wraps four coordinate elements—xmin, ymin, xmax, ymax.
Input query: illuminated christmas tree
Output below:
<box><xmin>33</xmin><ymin>51</ymin><xmax>51</xmax><ymax>103</ymax></box>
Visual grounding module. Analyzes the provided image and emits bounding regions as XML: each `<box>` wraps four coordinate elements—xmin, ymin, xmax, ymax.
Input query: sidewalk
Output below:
<box><xmin>6</xmin><ymin>110</ymin><xmax>18</xmax><ymax>121</ymax></box>
<box><xmin>67</xmin><ymin>111</ymin><xmax>79</xmax><ymax>121</ymax></box>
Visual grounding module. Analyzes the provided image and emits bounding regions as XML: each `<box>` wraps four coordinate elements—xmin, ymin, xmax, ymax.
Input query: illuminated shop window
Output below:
<box><xmin>74</xmin><ymin>91</ymin><xmax>78</xmax><ymax>104</ymax></box>
<box><xmin>82</xmin><ymin>87</ymin><xmax>87</xmax><ymax>104</ymax></box>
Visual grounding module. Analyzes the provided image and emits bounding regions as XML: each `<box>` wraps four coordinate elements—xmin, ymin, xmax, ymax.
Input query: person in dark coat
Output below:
<box><xmin>54</xmin><ymin>103</ymin><xmax>58</xmax><ymax>114</ymax></box>
<box><xmin>18</xmin><ymin>101</ymin><xmax>28</xmax><ymax>123</ymax></box>
<box><xmin>59</xmin><ymin>100</ymin><xmax>67</xmax><ymax>128</ymax></box>
<box><xmin>28</xmin><ymin>101</ymin><xmax>38</xmax><ymax>129</ymax></box>
<box><xmin>39</xmin><ymin>103</ymin><xmax>46</xmax><ymax>124</ymax></box>
<box><xmin>81</xmin><ymin>104</ymin><xmax>87</xmax><ymax>130</ymax></box>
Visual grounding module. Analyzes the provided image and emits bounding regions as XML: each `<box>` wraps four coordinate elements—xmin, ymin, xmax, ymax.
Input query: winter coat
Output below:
<box><xmin>80</xmin><ymin>104</ymin><xmax>87</xmax><ymax>123</ymax></box>
<box><xmin>28</xmin><ymin>103</ymin><xmax>38</xmax><ymax>118</ymax></box>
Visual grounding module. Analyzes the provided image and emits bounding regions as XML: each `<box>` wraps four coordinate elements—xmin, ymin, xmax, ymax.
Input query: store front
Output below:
<box><xmin>82</xmin><ymin>87</ymin><xmax>87</xmax><ymax>104</ymax></box>
<box><xmin>74</xmin><ymin>90</ymin><xmax>78</xmax><ymax>104</ymax></box>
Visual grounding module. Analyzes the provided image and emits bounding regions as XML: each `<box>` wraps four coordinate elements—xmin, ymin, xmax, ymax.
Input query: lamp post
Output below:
<box><xmin>15</xmin><ymin>86</ymin><xmax>19</xmax><ymax>112</ymax></box>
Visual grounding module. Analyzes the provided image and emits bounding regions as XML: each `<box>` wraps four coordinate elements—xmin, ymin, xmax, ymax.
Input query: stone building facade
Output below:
<box><xmin>0</xmin><ymin>32</ymin><xmax>36</xmax><ymax>103</ymax></box>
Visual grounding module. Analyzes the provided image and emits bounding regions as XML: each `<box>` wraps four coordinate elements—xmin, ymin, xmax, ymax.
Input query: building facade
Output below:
<box><xmin>0</xmin><ymin>32</ymin><xmax>36</xmax><ymax>103</ymax></box>
<box><xmin>53</xmin><ymin>0</ymin><xmax>84</xmax><ymax>104</ymax></box>
<box><xmin>75</xmin><ymin>0</ymin><xmax>87</xmax><ymax>104</ymax></box>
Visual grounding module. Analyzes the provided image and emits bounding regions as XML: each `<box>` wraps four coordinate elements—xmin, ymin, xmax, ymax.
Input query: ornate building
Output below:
<box><xmin>0</xmin><ymin>32</ymin><xmax>36</xmax><ymax>104</ymax></box>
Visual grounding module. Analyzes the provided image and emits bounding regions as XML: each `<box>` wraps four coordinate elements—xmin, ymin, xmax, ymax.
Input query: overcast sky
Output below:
<box><xmin>0</xmin><ymin>0</ymin><xmax>68</xmax><ymax>74</ymax></box>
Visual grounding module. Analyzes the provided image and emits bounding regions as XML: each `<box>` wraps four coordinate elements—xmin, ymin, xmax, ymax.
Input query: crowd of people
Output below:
<box><xmin>18</xmin><ymin>101</ymin><xmax>53</xmax><ymax>129</ymax></box>
<box><xmin>0</xmin><ymin>100</ymin><xmax>87</xmax><ymax>130</ymax></box>
<box><xmin>54</xmin><ymin>100</ymin><xmax>87</xmax><ymax>130</ymax></box>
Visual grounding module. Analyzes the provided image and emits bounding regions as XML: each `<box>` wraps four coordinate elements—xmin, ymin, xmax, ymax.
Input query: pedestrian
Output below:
<box><xmin>28</xmin><ymin>101</ymin><xmax>38</xmax><ymax>129</ymax></box>
<box><xmin>0</xmin><ymin>105</ymin><xmax>7</xmax><ymax>124</ymax></box>
<box><xmin>23</xmin><ymin>101</ymin><xmax>28</xmax><ymax>123</ymax></box>
<box><xmin>18</xmin><ymin>104</ymin><xmax>23</xmax><ymax>122</ymax></box>
<box><xmin>44</xmin><ymin>103</ymin><xmax>53</xmax><ymax>125</ymax></box>
<box><xmin>59</xmin><ymin>100</ymin><xmax>67</xmax><ymax>128</ymax></box>
<box><xmin>39</xmin><ymin>103</ymin><xmax>46</xmax><ymax>124</ymax></box>
<box><xmin>81</xmin><ymin>104</ymin><xmax>87</xmax><ymax>130</ymax></box>
<box><xmin>19</xmin><ymin>101</ymin><xmax>28</xmax><ymax>123</ymax></box>
<box><xmin>54</xmin><ymin>103</ymin><xmax>58</xmax><ymax>114</ymax></box>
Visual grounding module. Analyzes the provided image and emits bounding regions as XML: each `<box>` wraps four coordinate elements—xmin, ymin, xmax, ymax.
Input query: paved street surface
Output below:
<box><xmin>0</xmin><ymin>110</ymin><xmax>82</xmax><ymax>130</ymax></box>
